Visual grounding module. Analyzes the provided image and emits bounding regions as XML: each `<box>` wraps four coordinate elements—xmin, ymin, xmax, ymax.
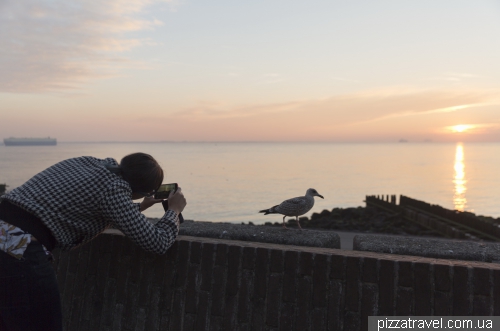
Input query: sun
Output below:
<box><xmin>450</xmin><ymin>124</ymin><xmax>475</xmax><ymax>133</ymax></box>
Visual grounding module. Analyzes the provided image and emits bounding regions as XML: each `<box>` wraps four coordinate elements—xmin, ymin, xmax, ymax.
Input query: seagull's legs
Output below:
<box><xmin>282</xmin><ymin>215</ymin><xmax>288</xmax><ymax>229</ymax></box>
<box><xmin>296</xmin><ymin>216</ymin><xmax>303</xmax><ymax>230</ymax></box>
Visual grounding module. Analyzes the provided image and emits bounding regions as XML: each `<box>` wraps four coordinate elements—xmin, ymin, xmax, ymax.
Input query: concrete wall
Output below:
<box><xmin>54</xmin><ymin>234</ymin><xmax>500</xmax><ymax>331</ymax></box>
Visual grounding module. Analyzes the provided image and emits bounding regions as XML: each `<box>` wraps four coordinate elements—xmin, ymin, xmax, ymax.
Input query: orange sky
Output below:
<box><xmin>1</xmin><ymin>1</ymin><xmax>499</xmax><ymax>142</ymax></box>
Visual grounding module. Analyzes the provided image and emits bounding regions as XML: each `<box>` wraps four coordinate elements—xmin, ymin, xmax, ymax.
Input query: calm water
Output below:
<box><xmin>1</xmin><ymin>142</ymin><xmax>499</xmax><ymax>223</ymax></box>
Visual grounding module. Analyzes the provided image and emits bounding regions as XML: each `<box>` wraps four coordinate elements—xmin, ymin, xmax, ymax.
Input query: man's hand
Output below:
<box><xmin>167</xmin><ymin>187</ymin><xmax>186</xmax><ymax>215</ymax></box>
<box><xmin>139</xmin><ymin>196</ymin><xmax>163</xmax><ymax>212</ymax></box>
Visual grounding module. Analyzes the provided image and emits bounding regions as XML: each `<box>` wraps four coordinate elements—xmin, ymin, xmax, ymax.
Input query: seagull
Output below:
<box><xmin>259</xmin><ymin>188</ymin><xmax>324</xmax><ymax>230</ymax></box>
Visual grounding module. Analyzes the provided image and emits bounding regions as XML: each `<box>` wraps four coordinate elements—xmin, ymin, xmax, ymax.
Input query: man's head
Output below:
<box><xmin>120</xmin><ymin>153</ymin><xmax>164</xmax><ymax>198</ymax></box>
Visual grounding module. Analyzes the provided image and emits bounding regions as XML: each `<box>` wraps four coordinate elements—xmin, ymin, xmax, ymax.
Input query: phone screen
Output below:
<box><xmin>154</xmin><ymin>183</ymin><xmax>178</xmax><ymax>199</ymax></box>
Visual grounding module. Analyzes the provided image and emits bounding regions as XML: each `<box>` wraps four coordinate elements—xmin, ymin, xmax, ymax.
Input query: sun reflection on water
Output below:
<box><xmin>453</xmin><ymin>143</ymin><xmax>467</xmax><ymax>211</ymax></box>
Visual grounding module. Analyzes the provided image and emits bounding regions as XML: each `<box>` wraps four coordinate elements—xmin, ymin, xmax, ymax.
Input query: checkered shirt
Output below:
<box><xmin>1</xmin><ymin>156</ymin><xmax>178</xmax><ymax>254</ymax></box>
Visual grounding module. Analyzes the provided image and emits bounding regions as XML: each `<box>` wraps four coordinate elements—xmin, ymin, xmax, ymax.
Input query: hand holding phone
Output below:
<box><xmin>166</xmin><ymin>187</ymin><xmax>186</xmax><ymax>214</ymax></box>
<box><xmin>157</xmin><ymin>183</ymin><xmax>186</xmax><ymax>223</ymax></box>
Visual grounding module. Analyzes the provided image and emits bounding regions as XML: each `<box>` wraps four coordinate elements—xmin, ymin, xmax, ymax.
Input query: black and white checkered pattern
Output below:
<box><xmin>1</xmin><ymin>156</ymin><xmax>178</xmax><ymax>254</ymax></box>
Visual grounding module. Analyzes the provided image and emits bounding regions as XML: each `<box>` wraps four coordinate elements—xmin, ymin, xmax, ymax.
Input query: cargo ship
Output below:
<box><xmin>3</xmin><ymin>137</ymin><xmax>57</xmax><ymax>146</ymax></box>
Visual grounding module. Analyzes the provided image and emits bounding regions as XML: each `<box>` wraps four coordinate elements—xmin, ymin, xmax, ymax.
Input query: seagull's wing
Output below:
<box><xmin>276</xmin><ymin>196</ymin><xmax>308</xmax><ymax>215</ymax></box>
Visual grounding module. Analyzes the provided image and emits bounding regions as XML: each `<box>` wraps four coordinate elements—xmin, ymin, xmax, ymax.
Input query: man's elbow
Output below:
<box><xmin>155</xmin><ymin>238</ymin><xmax>176</xmax><ymax>255</ymax></box>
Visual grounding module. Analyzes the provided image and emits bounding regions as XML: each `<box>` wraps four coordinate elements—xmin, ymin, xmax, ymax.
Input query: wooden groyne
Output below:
<box><xmin>365</xmin><ymin>195</ymin><xmax>500</xmax><ymax>242</ymax></box>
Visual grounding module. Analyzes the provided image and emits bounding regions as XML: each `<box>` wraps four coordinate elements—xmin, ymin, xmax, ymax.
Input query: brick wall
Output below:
<box><xmin>53</xmin><ymin>234</ymin><xmax>500</xmax><ymax>331</ymax></box>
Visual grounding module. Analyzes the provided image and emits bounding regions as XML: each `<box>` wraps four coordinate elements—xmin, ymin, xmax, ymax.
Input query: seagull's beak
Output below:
<box><xmin>317</xmin><ymin>194</ymin><xmax>324</xmax><ymax>199</ymax></box>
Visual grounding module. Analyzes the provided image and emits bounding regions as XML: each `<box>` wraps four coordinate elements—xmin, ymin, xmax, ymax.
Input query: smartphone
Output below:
<box><xmin>154</xmin><ymin>183</ymin><xmax>178</xmax><ymax>199</ymax></box>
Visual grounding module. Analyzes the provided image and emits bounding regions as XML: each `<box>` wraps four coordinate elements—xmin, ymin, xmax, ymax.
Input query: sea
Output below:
<box><xmin>1</xmin><ymin>142</ymin><xmax>499</xmax><ymax>223</ymax></box>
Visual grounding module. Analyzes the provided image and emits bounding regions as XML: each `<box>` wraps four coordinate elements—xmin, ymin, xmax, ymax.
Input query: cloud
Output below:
<box><xmin>426</xmin><ymin>72</ymin><xmax>483</xmax><ymax>83</ymax></box>
<box><xmin>171</xmin><ymin>88</ymin><xmax>497</xmax><ymax>123</ymax></box>
<box><xmin>331</xmin><ymin>77</ymin><xmax>359</xmax><ymax>83</ymax></box>
<box><xmin>71</xmin><ymin>93</ymin><xmax>500</xmax><ymax>142</ymax></box>
<box><xmin>5</xmin><ymin>87</ymin><xmax>497</xmax><ymax>142</ymax></box>
<box><xmin>0</xmin><ymin>0</ymin><xmax>171</xmax><ymax>93</ymax></box>
<box><xmin>259</xmin><ymin>73</ymin><xmax>285</xmax><ymax>85</ymax></box>
<box><xmin>130</xmin><ymin>88</ymin><xmax>500</xmax><ymax>142</ymax></box>
<box><xmin>172</xmin><ymin>100</ymin><xmax>300</xmax><ymax>119</ymax></box>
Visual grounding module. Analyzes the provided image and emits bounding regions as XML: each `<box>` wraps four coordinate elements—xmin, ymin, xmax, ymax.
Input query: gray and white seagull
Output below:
<box><xmin>259</xmin><ymin>188</ymin><xmax>324</xmax><ymax>230</ymax></box>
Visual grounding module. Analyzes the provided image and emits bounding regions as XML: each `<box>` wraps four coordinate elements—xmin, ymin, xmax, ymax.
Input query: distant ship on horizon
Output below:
<box><xmin>3</xmin><ymin>137</ymin><xmax>57</xmax><ymax>146</ymax></box>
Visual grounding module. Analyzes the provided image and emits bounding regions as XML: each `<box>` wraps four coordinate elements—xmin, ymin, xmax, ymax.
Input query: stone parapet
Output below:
<box><xmin>54</xmin><ymin>233</ymin><xmax>500</xmax><ymax>331</ymax></box>
<box><xmin>353</xmin><ymin>234</ymin><xmax>500</xmax><ymax>263</ymax></box>
<box><xmin>179</xmin><ymin>220</ymin><xmax>340</xmax><ymax>249</ymax></box>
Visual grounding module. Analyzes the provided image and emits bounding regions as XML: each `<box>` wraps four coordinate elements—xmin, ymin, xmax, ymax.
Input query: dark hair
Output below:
<box><xmin>120</xmin><ymin>153</ymin><xmax>164</xmax><ymax>193</ymax></box>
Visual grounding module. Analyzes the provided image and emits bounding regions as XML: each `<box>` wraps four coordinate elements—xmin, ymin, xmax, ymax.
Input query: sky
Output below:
<box><xmin>1</xmin><ymin>0</ymin><xmax>500</xmax><ymax>142</ymax></box>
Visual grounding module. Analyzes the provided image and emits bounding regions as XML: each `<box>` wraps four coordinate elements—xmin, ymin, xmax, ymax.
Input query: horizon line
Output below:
<box><xmin>3</xmin><ymin>140</ymin><xmax>498</xmax><ymax>144</ymax></box>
